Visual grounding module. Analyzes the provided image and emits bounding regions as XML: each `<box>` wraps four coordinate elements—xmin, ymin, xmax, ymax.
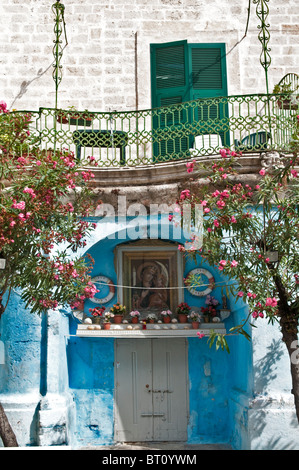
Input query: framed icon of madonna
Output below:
<box><xmin>116</xmin><ymin>241</ymin><xmax>184</xmax><ymax>318</ymax></box>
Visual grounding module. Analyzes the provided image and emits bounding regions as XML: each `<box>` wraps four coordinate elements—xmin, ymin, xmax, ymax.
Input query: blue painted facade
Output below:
<box><xmin>0</xmin><ymin>215</ymin><xmax>253</xmax><ymax>448</ymax></box>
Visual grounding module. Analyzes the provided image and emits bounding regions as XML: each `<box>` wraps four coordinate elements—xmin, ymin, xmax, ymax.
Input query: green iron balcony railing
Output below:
<box><xmin>5</xmin><ymin>93</ymin><xmax>299</xmax><ymax>167</ymax></box>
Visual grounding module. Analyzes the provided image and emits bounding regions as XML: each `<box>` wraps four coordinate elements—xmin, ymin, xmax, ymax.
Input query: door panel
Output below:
<box><xmin>115</xmin><ymin>339</ymin><xmax>153</xmax><ymax>442</ymax></box>
<box><xmin>152</xmin><ymin>339</ymin><xmax>188</xmax><ymax>441</ymax></box>
<box><xmin>114</xmin><ymin>339</ymin><xmax>188</xmax><ymax>442</ymax></box>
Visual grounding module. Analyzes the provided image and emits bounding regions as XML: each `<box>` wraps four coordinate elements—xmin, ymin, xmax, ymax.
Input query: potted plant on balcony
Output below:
<box><xmin>176</xmin><ymin>302</ymin><xmax>191</xmax><ymax>323</ymax></box>
<box><xmin>201</xmin><ymin>295</ymin><xmax>219</xmax><ymax>323</ymax></box>
<box><xmin>129</xmin><ymin>310</ymin><xmax>140</xmax><ymax>324</ymax></box>
<box><xmin>160</xmin><ymin>309</ymin><xmax>172</xmax><ymax>323</ymax></box>
<box><xmin>103</xmin><ymin>311</ymin><xmax>114</xmax><ymax>329</ymax></box>
<box><xmin>146</xmin><ymin>313</ymin><xmax>157</xmax><ymax>324</ymax></box>
<box><xmin>56</xmin><ymin>106</ymin><xmax>94</xmax><ymax>126</ymax></box>
<box><xmin>110</xmin><ymin>302</ymin><xmax>126</xmax><ymax>323</ymax></box>
<box><xmin>188</xmin><ymin>311</ymin><xmax>201</xmax><ymax>329</ymax></box>
<box><xmin>89</xmin><ymin>306</ymin><xmax>105</xmax><ymax>325</ymax></box>
<box><xmin>273</xmin><ymin>83</ymin><xmax>299</xmax><ymax>110</ymax></box>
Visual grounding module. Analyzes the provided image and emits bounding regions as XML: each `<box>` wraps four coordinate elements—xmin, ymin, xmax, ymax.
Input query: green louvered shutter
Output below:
<box><xmin>189</xmin><ymin>44</ymin><xmax>229</xmax><ymax>146</ymax></box>
<box><xmin>150</xmin><ymin>42</ymin><xmax>229</xmax><ymax>161</ymax></box>
<box><xmin>151</xmin><ymin>41</ymin><xmax>191</xmax><ymax>162</ymax></box>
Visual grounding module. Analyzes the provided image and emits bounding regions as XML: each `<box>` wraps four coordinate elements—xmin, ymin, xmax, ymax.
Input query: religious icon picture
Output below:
<box><xmin>120</xmin><ymin>245</ymin><xmax>181</xmax><ymax>318</ymax></box>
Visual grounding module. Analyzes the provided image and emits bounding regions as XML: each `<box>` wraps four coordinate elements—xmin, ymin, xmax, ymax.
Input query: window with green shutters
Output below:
<box><xmin>150</xmin><ymin>41</ymin><xmax>229</xmax><ymax>161</ymax></box>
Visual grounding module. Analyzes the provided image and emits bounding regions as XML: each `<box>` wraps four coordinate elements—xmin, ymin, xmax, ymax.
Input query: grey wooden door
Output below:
<box><xmin>114</xmin><ymin>338</ymin><xmax>189</xmax><ymax>442</ymax></box>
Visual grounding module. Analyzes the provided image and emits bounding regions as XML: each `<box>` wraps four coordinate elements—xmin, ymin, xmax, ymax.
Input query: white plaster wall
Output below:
<box><xmin>248</xmin><ymin>320</ymin><xmax>299</xmax><ymax>450</ymax></box>
<box><xmin>0</xmin><ymin>0</ymin><xmax>298</xmax><ymax>112</ymax></box>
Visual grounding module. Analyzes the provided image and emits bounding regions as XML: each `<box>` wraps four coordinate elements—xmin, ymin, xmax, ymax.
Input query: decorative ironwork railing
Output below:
<box><xmin>9</xmin><ymin>93</ymin><xmax>299</xmax><ymax>167</ymax></box>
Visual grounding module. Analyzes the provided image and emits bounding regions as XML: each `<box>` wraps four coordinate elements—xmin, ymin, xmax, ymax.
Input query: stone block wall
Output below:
<box><xmin>0</xmin><ymin>0</ymin><xmax>298</xmax><ymax>112</ymax></box>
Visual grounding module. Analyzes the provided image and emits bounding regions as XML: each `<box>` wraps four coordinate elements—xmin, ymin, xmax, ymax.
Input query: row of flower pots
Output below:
<box><xmin>88</xmin><ymin>299</ymin><xmax>222</xmax><ymax>330</ymax></box>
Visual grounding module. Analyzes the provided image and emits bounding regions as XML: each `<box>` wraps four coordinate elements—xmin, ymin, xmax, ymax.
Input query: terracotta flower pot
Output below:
<box><xmin>178</xmin><ymin>314</ymin><xmax>188</xmax><ymax>323</ymax></box>
<box><xmin>103</xmin><ymin>322</ymin><xmax>111</xmax><ymax>330</ymax></box>
<box><xmin>192</xmin><ymin>321</ymin><xmax>200</xmax><ymax>329</ymax></box>
<box><xmin>114</xmin><ymin>314</ymin><xmax>123</xmax><ymax>324</ymax></box>
<box><xmin>163</xmin><ymin>316</ymin><xmax>171</xmax><ymax>323</ymax></box>
<box><xmin>131</xmin><ymin>316</ymin><xmax>138</xmax><ymax>324</ymax></box>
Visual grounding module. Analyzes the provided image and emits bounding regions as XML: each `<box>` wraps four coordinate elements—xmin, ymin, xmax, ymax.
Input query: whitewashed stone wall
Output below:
<box><xmin>0</xmin><ymin>0</ymin><xmax>298</xmax><ymax>112</ymax></box>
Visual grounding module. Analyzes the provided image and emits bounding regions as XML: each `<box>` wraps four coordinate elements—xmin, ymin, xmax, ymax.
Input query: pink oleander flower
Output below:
<box><xmin>180</xmin><ymin>189</ymin><xmax>191</xmax><ymax>200</ymax></box>
<box><xmin>17</xmin><ymin>156</ymin><xmax>27</xmax><ymax>165</ymax></box>
<box><xmin>220</xmin><ymin>190</ymin><xmax>230</xmax><ymax>198</ymax></box>
<box><xmin>197</xmin><ymin>332</ymin><xmax>205</xmax><ymax>339</ymax></box>
<box><xmin>259</xmin><ymin>169</ymin><xmax>266</xmax><ymax>176</ymax></box>
<box><xmin>265</xmin><ymin>297</ymin><xmax>278</xmax><ymax>307</ymax></box>
<box><xmin>12</xmin><ymin>200</ymin><xmax>26</xmax><ymax>210</ymax></box>
<box><xmin>0</xmin><ymin>101</ymin><xmax>8</xmax><ymax>113</ymax></box>
<box><xmin>216</xmin><ymin>199</ymin><xmax>226</xmax><ymax>208</ymax></box>
<box><xmin>237</xmin><ymin>291</ymin><xmax>244</xmax><ymax>297</ymax></box>
<box><xmin>230</xmin><ymin>216</ymin><xmax>237</xmax><ymax>223</ymax></box>
<box><xmin>230</xmin><ymin>260</ymin><xmax>238</xmax><ymax>267</ymax></box>
<box><xmin>186</xmin><ymin>160</ymin><xmax>195</xmax><ymax>173</ymax></box>
<box><xmin>213</xmin><ymin>219</ymin><xmax>220</xmax><ymax>227</ymax></box>
<box><xmin>219</xmin><ymin>148</ymin><xmax>228</xmax><ymax>158</ymax></box>
<box><xmin>23</xmin><ymin>187</ymin><xmax>36</xmax><ymax>198</ymax></box>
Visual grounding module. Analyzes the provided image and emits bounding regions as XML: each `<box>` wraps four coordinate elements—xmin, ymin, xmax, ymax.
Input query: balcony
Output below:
<box><xmin>12</xmin><ymin>92</ymin><xmax>299</xmax><ymax>169</ymax></box>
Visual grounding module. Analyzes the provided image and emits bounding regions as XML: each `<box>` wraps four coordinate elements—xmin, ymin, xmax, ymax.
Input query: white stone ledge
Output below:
<box><xmin>76</xmin><ymin>323</ymin><xmax>226</xmax><ymax>338</ymax></box>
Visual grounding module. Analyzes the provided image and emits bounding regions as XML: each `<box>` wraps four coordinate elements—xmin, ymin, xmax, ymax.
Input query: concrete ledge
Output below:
<box><xmin>76</xmin><ymin>323</ymin><xmax>226</xmax><ymax>338</ymax></box>
<box><xmin>90</xmin><ymin>154</ymin><xmax>261</xmax><ymax>188</ymax></box>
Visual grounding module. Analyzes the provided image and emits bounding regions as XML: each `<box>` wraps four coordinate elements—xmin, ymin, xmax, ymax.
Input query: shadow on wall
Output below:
<box><xmin>250</xmin><ymin>338</ymin><xmax>299</xmax><ymax>450</ymax></box>
<box><xmin>254</xmin><ymin>338</ymin><xmax>283</xmax><ymax>395</ymax></box>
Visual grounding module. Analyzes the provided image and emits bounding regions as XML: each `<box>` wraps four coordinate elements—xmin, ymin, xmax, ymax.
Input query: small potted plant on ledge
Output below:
<box><xmin>201</xmin><ymin>295</ymin><xmax>219</xmax><ymax>322</ymax></box>
<box><xmin>146</xmin><ymin>313</ymin><xmax>157</xmax><ymax>324</ymax></box>
<box><xmin>273</xmin><ymin>82</ymin><xmax>299</xmax><ymax>110</ymax></box>
<box><xmin>56</xmin><ymin>106</ymin><xmax>95</xmax><ymax>126</ymax></box>
<box><xmin>188</xmin><ymin>311</ymin><xmax>201</xmax><ymax>329</ymax></box>
<box><xmin>103</xmin><ymin>311</ymin><xmax>114</xmax><ymax>329</ymax></box>
<box><xmin>129</xmin><ymin>310</ymin><xmax>140</xmax><ymax>324</ymax></box>
<box><xmin>160</xmin><ymin>309</ymin><xmax>172</xmax><ymax>323</ymax></box>
<box><xmin>176</xmin><ymin>302</ymin><xmax>191</xmax><ymax>323</ymax></box>
<box><xmin>89</xmin><ymin>306</ymin><xmax>105</xmax><ymax>324</ymax></box>
<box><xmin>110</xmin><ymin>302</ymin><xmax>126</xmax><ymax>324</ymax></box>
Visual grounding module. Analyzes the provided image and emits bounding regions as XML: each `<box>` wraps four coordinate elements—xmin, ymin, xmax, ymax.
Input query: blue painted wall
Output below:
<box><xmin>0</xmin><ymin>215</ymin><xmax>253</xmax><ymax>448</ymax></box>
<box><xmin>0</xmin><ymin>290</ymin><xmax>41</xmax><ymax>395</ymax></box>
<box><xmin>65</xmin><ymin>216</ymin><xmax>253</xmax><ymax>447</ymax></box>
<box><xmin>188</xmin><ymin>337</ymin><xmax>230</xmax><ymax>443</ymax></box>
<box><xmin>67</xmin><ymin>336</ymin><xmax>115</xmax><ymax>446</ymax></box>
